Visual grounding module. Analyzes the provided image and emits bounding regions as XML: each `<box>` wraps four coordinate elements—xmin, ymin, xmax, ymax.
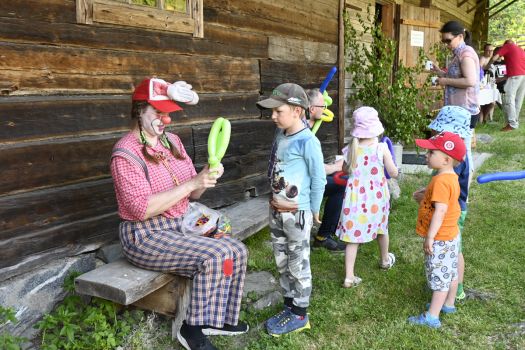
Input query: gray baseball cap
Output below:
<box><xmin>256</xmin><ymin>83</ymin><xmax>309</xmax><ymax>110</ymax></box>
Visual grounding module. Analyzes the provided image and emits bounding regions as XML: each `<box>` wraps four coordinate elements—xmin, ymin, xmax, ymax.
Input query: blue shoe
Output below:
<box><xmin>265</xmin><ymin>307</ymin><xmax>291</xmax><ymax>330</ymax></box>
<box><xmin>408</xmin><ymin>312</ymin><xmax>441</xmax><ymax>328</ymax></box>
<box><xmin>425</xmin><ymin>303</ymin><xmax>457</xmax><ymax>314</ymax></box>
<box><xmin>267</xmin><ymin>312</ymin><xmax>311</xmax><ymax>336</ymax></box>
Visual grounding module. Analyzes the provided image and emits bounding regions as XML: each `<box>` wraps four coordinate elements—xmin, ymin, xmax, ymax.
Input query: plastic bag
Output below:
<box><xmin>181</xmin><ymin>202</ymin><xmax>220</xmax><ymax>236</ymax></box>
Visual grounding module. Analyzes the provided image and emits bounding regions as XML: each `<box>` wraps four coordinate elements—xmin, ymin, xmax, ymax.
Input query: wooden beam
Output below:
<box><xmin>191</xmin><ymin>0</ymin><xmax>203</xmax><ymax>38</ymax></box>
<box><xmin>490</xmin><ymin>0</ymin><xmax>520</xmax><ymax>18</ymax></box>
<box><xmin>338</xmin><ymin>0</ymin><xmax>345</xmax><ymax>151</ymax></box>
<box><xmin>489</xmin><ymin>0</ymin><xmax>510</xmax><ymax>11</ymax></box>
<box><xmin>467</xmin><ymin>0</ymin><xmax>488</xmax><ymax>14</ymax></box>
<box><xmin>400</xmin><ymin>18</ymin><xmax>441</xmax><ymax>29</ymax></box>
<box><xmin>420</xmin><ymin>0</ymin><xmax>432</xmax><ymax>8</ymax></box>
<box><xmin>344</xmin><ymin>0</ymin><xmax>361</xmax><ymax>12</ymax></box>
<box><xmin>457</xmin><ymin>0</ymin><xmax>468</xmax><ymax>7</ymax></box>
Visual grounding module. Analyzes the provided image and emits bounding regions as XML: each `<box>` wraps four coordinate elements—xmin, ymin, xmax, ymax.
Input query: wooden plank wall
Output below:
<box><xmin>0</xmin><ymin>0</ymin><xmax>340</xmax><ymax>279</ymax></box>
<box><xmin>404</xmin><ymin>0</ymin><xmax>483</xmax><ymax>48</ymax></box>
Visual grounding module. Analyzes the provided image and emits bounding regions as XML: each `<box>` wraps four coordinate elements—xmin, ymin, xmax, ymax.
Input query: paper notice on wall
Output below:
<box><xmin>410</xmin><ymin>30</ymin><xmax>424</xmax><ymax>47</ymax></box>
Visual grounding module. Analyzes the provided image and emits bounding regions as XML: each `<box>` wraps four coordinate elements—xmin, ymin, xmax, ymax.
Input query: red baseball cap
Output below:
<box><xmin>132</xmin><ymin>78</ymin><xmax>183</xmax><ymax>113</ymax></box>
<box><xmin>415</xmin><ymin>131</ymin><xmax>466</xmax><ymax>161</ymax></box>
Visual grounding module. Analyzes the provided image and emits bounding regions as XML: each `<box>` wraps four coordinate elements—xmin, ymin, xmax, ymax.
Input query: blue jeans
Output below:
<box><xmin>317</xmin><ymin>175</ymin><xmax>345</xmax><ymax>238</ymax></box>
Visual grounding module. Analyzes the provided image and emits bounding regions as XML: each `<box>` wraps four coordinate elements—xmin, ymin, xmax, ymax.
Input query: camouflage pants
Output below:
<box><xmin>269</xmin><ymin>208</ymin><xmax>313</xmax><ymax>308</ymax></box>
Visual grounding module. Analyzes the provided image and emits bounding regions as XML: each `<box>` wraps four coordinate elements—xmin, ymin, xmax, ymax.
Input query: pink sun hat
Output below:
<box><xmin>351</xmin><ymin>106</ymin><xmax>385</xmax><ymax>138</ymax></box>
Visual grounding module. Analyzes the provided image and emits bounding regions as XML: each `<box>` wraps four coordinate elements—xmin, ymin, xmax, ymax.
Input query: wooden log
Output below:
<box><xmin>0</xmin><ymin>130</ymin><xmax>193</xmax><ymax>195</ymax></box>
<box><xmin>204</xmin><ymin>0</ymin><xmax>338</xmax><ymax>44</ymax></box>
<box><xmin>0</xmin><ymin>93</ymin><xmax>260</xmax><ymax>142</ymax></box>
<box><xmin>198</xmin><ymin>173</ymin><xmax>269</xmax><ymax>208</ymax></box>
<box><xmin>0</xmin><ymin>0</ymin><xmax>76</xmax><ymax>23</ymax></box>
<box><xmin>0</xmin><ymin>212</ymin><xmax>119</xmax><ymax>269</ymax></box>
<box><xmin>0</xmin><ymin>179</ymin><xmax>117</xmax><ymax>241</ymax></box>
<box><xmin>0</xmin><ymin>42</ymin><xmax>260</xmax><ymax>94</ymax></box>
<box><xmin>260</xmin><ymin>60</ymin><xmax>340</xmax><ymax>94</ymax></box>
<box><xmin>192</xmin><ymin>119</ymin><xmax>275</xmax><ymax>164</ymax></box>
<box><xmin>268</xmin><ymin>37</ymin><xmax>338</xmax><ymax>64</ymax></box>
<box><xmin>0</xmin><ymin>18</ymin><xmax>268</xmax><ymax>59</ymax></box>
<box><xmin>74</xmin><ymin>258</ymin><xmax>175</xmax><ymax>305</ymax></box>
<box><xmin>0</xmin><ymin>96</ymin><xmax>130</xmax><ymax>141</ymax></box>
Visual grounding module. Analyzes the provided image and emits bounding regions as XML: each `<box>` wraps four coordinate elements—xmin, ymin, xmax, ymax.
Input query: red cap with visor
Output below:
<box><xmin>132</xmin><ymin>78</ymin><xmax>183</xmax><ymax>113</ymax></box>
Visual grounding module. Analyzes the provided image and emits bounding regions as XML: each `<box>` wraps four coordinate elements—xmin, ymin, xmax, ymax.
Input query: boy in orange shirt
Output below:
<box><xmin>408</xmin><ymin>132</ymin><xmax>466</xmax><ymax>328</ymax></box>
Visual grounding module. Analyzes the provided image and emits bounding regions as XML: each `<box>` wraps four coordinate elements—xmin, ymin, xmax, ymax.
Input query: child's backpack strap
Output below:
<box><xmin>111</xmin><ymin>148</ymin><xmax>150</xmax><ymax>184</ymax></box>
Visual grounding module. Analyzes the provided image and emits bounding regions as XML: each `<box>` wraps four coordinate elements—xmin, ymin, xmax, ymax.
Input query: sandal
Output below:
<box><xmin>343</xmin><ymin>276</ymin><xmax>362</xmax><ymax>288</ymax></box>
<box><xmin>379</xmin><ymin>253</ymin><xmax>396</xmax><ymax>270</ymax></box>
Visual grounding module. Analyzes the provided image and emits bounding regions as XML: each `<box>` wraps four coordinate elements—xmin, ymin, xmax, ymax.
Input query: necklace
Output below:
<box><xmin>152</xmin><ymin>151</ymin><xmax>180</xmax><ymax>186</ymax></box>
<box><xmin>138</xmin><ymin>130</ymin><xmax>180</xmax><ymax>186</ymax></box>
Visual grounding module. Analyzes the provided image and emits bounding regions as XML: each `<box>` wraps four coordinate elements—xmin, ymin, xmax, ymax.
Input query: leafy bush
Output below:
<box><xmin>35</xmin><ymin>272</ymin><xmax>144</xmax><ymax>350</ymax></box>
<box><xmin>1</xmin><ymin>306</ymin><xmax>27</xmax><ymax>350</ymax></box>
<box><xmin>344</xmin><ymin>7</ymin><xmax>437</xmax><ymax>145</ymax></box>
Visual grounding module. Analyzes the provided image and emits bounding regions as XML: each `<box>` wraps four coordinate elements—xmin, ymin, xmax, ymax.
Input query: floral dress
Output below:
<box><xmin>336</xmin><ymin>142</ymin><xmax>390</xmax><ymax>243</ymax></box>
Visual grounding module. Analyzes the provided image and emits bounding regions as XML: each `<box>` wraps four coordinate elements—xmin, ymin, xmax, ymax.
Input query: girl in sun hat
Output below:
<box><xmin>335</xmin><ymin>106</ymin><xmax>399</xmax><ymax>288</ymax></box>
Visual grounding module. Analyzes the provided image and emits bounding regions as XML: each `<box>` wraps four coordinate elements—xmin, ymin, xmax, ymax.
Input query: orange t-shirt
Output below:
<box><xmin>416</xmin><ymin>173</ymin><xmax>460</xmax><ymax>241</ymax></box>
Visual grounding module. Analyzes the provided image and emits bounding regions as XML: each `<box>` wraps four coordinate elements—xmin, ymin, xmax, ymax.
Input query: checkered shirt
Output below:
<box><xmin>111</xmin><ymin>132</ymin><xmax>197</xmax><ymax>221</ymax></box>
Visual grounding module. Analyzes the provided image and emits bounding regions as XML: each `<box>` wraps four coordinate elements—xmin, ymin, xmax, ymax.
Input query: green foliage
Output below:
<box><xmin>35</xmin><ymin>272</ymin><xmax>144</xmax><ymax>350</ymax></box>
<box><xmin>488</xmin><ymin>0</ymin><xmax>525</xmax><ymax>46</ymax></box>
<box><xmin>1</xmin><ymin>306</ymin><xmax>27</xmax><ymax>350</ymax></box>
<box><xmin>428</xmin><ymin>42</ymin><xmax>451</xmax><ymax>69</ymax></box>
<box><xmin>344</xmin><ymin>7</ymin><xmax>435</xmax><ymax>145</ymax></box>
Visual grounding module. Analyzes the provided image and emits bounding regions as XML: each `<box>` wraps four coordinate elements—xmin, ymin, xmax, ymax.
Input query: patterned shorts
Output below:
<box><xmin>424</xmin><ymin>235</ymin><xmax>459</xmax><ymax>292</ymax></box>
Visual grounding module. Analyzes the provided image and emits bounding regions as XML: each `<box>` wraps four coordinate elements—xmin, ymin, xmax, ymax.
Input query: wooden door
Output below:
<box><xmin>397</xmin><ymin>4</ymin><xmax>441</xmax><ymax>68</ymax></box>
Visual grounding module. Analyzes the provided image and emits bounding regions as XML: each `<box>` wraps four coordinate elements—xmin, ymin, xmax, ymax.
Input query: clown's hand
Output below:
<box><xmin>167</xmin><ymin>81</ymin><xmax>199</xmax><ymax>105</ymax></box>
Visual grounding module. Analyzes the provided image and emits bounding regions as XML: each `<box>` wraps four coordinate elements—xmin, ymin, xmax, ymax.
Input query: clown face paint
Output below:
<box><xmin>141</xmin><ymin>105</ymin><xmax>169</xmax><ymax>137</ymax></box>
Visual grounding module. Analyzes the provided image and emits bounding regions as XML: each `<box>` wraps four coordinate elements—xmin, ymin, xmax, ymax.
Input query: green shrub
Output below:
<box><xmin>1</xmin><ymin>306</ymin><xmax>27</xmax><ymax>350</ymax></box>
<box><xmin>344</xmin><ymin>7</ymin><xmax>436</xmax><ymax>145</ymax></box>
<box><xmin>35</xmin><ymin>272</ymin><xmax>144</xmax><ymax>350</ymax></box>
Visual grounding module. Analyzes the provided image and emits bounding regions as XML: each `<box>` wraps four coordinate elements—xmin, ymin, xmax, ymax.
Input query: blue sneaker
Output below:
<box><xmin>425</xmin><ymin>303</ymin><xmax>457</xmax><ymax>314</ymax></box>
<box><xmin>408</xmin><ymin>312</ymin><xmax>441</xmax><ymax>328</ymax></box>
<box><xmin>265</xmin><ymin>307</ymin><xmax>292</xmax><ymax>330</ymax></box>
<box><xmin>267</xmin><ymin>312</ymin><xmax>311</xmax><ymax>336</ymax></box>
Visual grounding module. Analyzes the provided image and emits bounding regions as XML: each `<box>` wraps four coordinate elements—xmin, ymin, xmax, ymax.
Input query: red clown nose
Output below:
<box><xmin>161</xmin><ymin>115</ymin><xmax>172</xmax><ymax>124</ymax></box>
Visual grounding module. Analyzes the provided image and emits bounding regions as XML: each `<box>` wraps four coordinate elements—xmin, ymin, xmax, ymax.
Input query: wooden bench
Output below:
<box><xmin>74</xmin><ymin>196</ymin><xmax>268</xmax><ymax>338</ymax></box>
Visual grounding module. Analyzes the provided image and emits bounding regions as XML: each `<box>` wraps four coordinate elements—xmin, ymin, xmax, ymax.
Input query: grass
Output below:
<box><xmin>211</xmin><ymin>108</ymin><xmax>525</xmax><ymax>350</ymax></box>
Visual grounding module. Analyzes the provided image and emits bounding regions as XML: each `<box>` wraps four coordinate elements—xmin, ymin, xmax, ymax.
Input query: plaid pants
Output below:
<box><xmin>119</xmin><ymin>215</ymin><xmax>247</xmax><ymax>327</ymax></box>
<box><xmin>269</xmin><ymin>208</ymin><xmax>313</xmax><ymax>308</ymax></box>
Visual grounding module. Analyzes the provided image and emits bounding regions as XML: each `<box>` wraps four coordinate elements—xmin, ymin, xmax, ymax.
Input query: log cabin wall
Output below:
<box><xmin>0</xmin><ymin>0</ymin><xmax>340</xmax><ymax>281</ymax></box>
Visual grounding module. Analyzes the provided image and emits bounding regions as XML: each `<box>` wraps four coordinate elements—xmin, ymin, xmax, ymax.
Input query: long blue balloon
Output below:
<box><xmin>320</xmin><ymin>66</ymin><xmax>337</xmax><ymax>93</ymax></box>
<box><xmin>477</xmin><ymin>170</ymin><xmax>525</xmax><ymax>184</ymax></box>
